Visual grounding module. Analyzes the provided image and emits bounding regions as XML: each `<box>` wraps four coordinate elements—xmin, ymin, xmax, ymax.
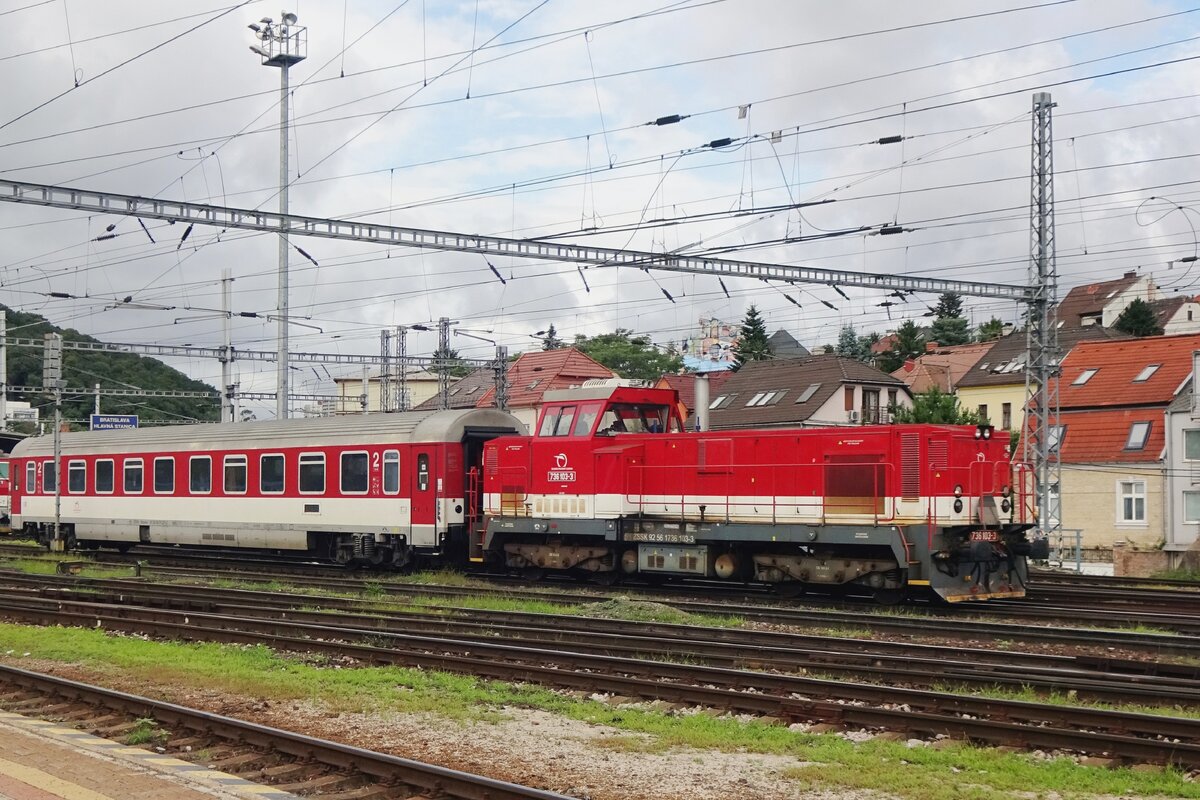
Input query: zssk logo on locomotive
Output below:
<box><xmin>548</xmin><ymin>453</ymin><xmax>576</xmax><ymax>483</ymax></box>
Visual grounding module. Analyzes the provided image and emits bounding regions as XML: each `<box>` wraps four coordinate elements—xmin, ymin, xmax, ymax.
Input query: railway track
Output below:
<box><xmin>0</xmin><ymin>664</ymin><xmax>570</xmax><ymax>799</ymax></box>
<box><xmin>1</xmin><ymin>571</ymin><xmax>1200</xmax><ymax>766</ymax></box>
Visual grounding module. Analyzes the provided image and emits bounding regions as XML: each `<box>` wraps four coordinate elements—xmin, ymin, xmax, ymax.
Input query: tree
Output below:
<box><xmin>572</xmin><ymin>329</ymin><xmax>682</xmax><ymax>382</ymax></box>
<box><xmin>836</xmin><ymin>325</ymin><xmax>876</xmax><ymax>363</ymax></box>
<box><xmin>540</xmin><ymin>324</ymin><xmax>565</xmax><ymax>350</ymax></box>
<box><xmin>976</xmin><ymin>317</ymin><xmax>1005</xmax><ymax>342</ymax></box>
<box><xmin>876</xmin><ymin>320</ymin><xmax>925</xmax><ymax>373</ymax></box>
<box><xmin>431</xmin><ymin>345</ymin><xmax>472</xmax><ymax>378</ymax></box>
<box><xmin>930</xmin><ymin>315</ymin><xmax>971</xmax><ymax>347</ymax></box>
<box><xmin>1113</xmin><ymin>298</ymin><xmax>1164</xmax><ymax>337</ymax></box>
<box><xmin>890</xmin><ymin>388</ymin><xmax>981</xmax><ymax>424</ymax></box>
<box><xmin>933</xmin><ymin>292</ymin><xmax>964</xmax><ymax>319</ymax></box>
<box><xmin>734</xmin><ymin>305</ymin><xmax>772</xmax><ymax>369</ymax></box>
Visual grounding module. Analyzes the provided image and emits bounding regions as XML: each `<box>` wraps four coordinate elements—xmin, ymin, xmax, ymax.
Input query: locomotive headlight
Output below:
<box><xmin>953</xmin><ymin>498</ymin><xmax>964</xmax><ymax>513</ymax></box>
<box><xmin>953</xmin><ymin>484</ymin><xmax>963</xmax><ymax>498</ymax></box>
<box><xmin>1001</xmin><ymin>499</ymin><xmax>1012</xmax><ymax>513</ymax></box>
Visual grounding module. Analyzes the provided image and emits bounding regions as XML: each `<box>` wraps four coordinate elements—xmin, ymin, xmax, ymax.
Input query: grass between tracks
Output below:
<box><xmin>0</xmin><ymin>622</ymin><xmax>1195</xmax><ymax>799</ymax></box>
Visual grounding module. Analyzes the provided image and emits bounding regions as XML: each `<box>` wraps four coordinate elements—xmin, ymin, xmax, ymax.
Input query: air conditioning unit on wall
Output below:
<box><xmin>848</xmin><ymin>410</ymin><xmax>860</xmax><ymax>422</ymax></box>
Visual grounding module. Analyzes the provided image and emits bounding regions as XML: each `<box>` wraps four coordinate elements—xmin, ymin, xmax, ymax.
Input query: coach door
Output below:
<box><xmin>410</xmin><ymin>450</ymin><xmax>437</xmax><ymax>548</ymax></box>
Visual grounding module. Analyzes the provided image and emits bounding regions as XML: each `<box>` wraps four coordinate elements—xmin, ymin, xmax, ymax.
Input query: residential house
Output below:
<box><xmin>1162</xmin><ymin>359</ymin><xmax>1200</xmax><ymax>556</ymax></box>
<box><xmin>956</xmin><ymin>325</ymin><xmax>1126</xmax><ymax>435</ymax></box>
<box><xmin>417</xmin><ymin>347</ymin><xmax>615</xmax><ymax>430</ymax></box>
<box><xmin>333</xmin><ymin>369</ymin><xmax>440</xmax><ymax>413</ymax></box>
<box><xmin>1056</xmin><ymin>269</ymin><xmax>1200</xmax><ymax>334</ymax></box>
<box><xmin>891</xmin><ymin>341</ymin><xmax>992</xmax><ymax>395</ymax></box>
<box><xmin>1049</xmin><ymin>332</ymin><xmax>1200</xmax><ymax>550</ymax></box>
<box><xmin>707</xmin><ymin>355</ymin><xmax>911</xmax><ymax>430</ymax></box>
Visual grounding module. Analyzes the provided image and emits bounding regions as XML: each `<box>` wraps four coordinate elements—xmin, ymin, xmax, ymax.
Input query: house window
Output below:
<box><xmin>978</xmin><ymin>404</ymin><xmax>989</xmax><ymax>424</ymax></box>
<box><xmin>1187</xmin><ymin>430</ymin><xmax>1200</xmax><ymax>460</ymax></box>
<box><xmin>1133</xmin><ymin>364</ymin><xmax>1160</xmax><ymax>382</ymax></box>
<box><xmin>1125</xmin><ymin>421</ymin><xmax>1151</xmax><ymax>450</ymax></box>
<box><xmin>1185</xmin><ymin>491</ymin><xmax>1200</xmax><ymax>523</ymax></box>
<box><xmin>1118</xmin><ymin>480</ymin><xmax>1146</xmax><ymax>523</ymax></box>
<box><xmin>745</xmin><ymin>392</ymin><xmax>766</xmax><ymax>407</ymax></box>
<box><xmin>1001</xmin><ymin>403</ymin><xmax>1012</xmax><ymax>431</ymax></box>
<box><xmin>1072</xmin><ymin>368</ymin><xmax>1098</xmax><ymax>385</ymax></box>
<box><xmin>709</xmin><ymin>394</ymin><xmax>736</xmax><ymax>410</ymax></box>
<box><xmin>863</xmin><ymin>389</ymin><xmax>881</xmax><ymax>423</ymax></box>
<box><xmin>796</xmin><ymin>383</ymin><xmax>821</xmax><ymax>403</ymax></box>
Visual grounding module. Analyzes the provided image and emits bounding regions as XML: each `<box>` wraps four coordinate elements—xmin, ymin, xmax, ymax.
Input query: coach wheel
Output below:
<box><xmin>521</xmin><ymin>566</ymin><xmax>546</xmax><ymax>583</ymax></box>
<box><xmin>115</xmin><ymin>543</ymin><xmax>134</xmax><ymax>554</ymax></box>
<box><xmin>589</xmin><ymin>570</ymin><xmax>620</xmax><ymax>587</ymax></box>
<box><xmin>873</xmin><ymin>587</ymin><xmax>906</xmax><ymax>606</ymax></box>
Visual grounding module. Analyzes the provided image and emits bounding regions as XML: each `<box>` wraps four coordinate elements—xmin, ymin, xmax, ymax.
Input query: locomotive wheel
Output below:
<box><xmin>873</xmin><ymin>587</ymin><xmax>906</xmax><ymax>605</ymax></box>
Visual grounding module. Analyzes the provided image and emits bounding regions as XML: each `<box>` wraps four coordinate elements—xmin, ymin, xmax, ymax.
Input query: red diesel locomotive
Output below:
<box><xmin>9</xmin><ymin>386</ymin><xmax>1041</xmax><ymax>602</ymax></box>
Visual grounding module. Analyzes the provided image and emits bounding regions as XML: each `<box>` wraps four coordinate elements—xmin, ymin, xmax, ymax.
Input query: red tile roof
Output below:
<box><xmin>1050</xmin><ymin>408</ymin><xmax>1163</xmax><ymax>463</ymax></box>
<box><xmin>1057</xmin><ymin>332</ymin><xmax>1200</xmax><ymax>409</ymax></box>
<box><xmin>474</xmin><ymin>347</ymin><xmax>615</xmax><ymax>408</ymax></box>
<box><xmin>891</xmin><ymin>341</ymin><xmax>992</xmax><ymax>393</ymax></box>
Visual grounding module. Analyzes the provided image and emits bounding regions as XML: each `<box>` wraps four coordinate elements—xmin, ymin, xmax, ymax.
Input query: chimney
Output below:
<box><xmin>1125</xmin><ymin>270</ymin><xmax>1137</xmax><ymax>279</ymax></box>
<box><xmin>925</xmin><ymin>341</ymin><xmax>938</xmax><ymax>353</ymax></box>
<box><xmin>1001</xmin><ymin>323</ymin><xmax>1015</xmax><ymax>336</ymax></box>
<box><xmin>694</xmin><ymin>373</ymin><xmax>711</xmax><ymax>432</ymax></box>
<box><xmin>903</xmin><ymin>359</ymin><xmax>916</xmax><ymax>373</ymax></box>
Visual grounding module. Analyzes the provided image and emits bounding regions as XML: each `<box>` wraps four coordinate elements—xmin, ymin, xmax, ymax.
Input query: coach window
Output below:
<box><xmin>383</xmin><ymin>450</ymin><xmax>400</xmax><ymax>494</ymax></box>
<box><xmin>153</xmin><ymin>457</ymin><xmax>175</xmax><ymax>494</ymax></box>
<box><xmin>341</xmin><ymin>452</ymin><xmax>369</xmax><ymax>494</ymax></box>
<box><xmin>417</xmin><ymin>454</ymin><xmax>429</xmax><ymax>492</ymax></box>
<box><xmin>43</xmin><ymin>461</ymin><xmax>56</xmax><ymax>493</ymax></box>
<box><xmin>224</xmin><ymin>456</ymin><xmax>247</xmax><ymax>494</ymax></box>
<box><xmin>124</xmin><ymin>459</ymin><xmax>143</xmax><ymax>494</ymax></box>
<box><xmin>299</xmin><ymin>453</ymin><xmax>325</xmax><ymax>494</ymax></box>
<box><xmin>25</xmin><ymin>462</ymin><xmax>36</xmax><ymax>494</ymax></box>
<box><xmin>96</xmin><ymin>459</ymin><xmax>114</xmax><ymax>494</ymax></box>
<box><xmin>189</xmin><ymin>456</ymin><xmax>212</xmax><ymax>494</ymax></box>
<box><xmin>260</xmin><ymin>454</ymin><xmax>285</xmax><ymax>494</ymax></box>
<box><xmin>68</xmin><ymin>460</ymin><xmax>86</xmax><ymax>494</ymax></box>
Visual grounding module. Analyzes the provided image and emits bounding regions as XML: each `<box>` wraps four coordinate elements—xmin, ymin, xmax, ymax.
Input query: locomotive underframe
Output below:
<box><xmin>488</xmin><ymin>515</ymin><xmax>1036</xmax><ymax>602</ymax></box>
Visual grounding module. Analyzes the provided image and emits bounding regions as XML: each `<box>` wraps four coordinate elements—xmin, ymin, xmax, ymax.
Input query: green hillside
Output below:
<box><xmin>3</xmin><ymin>306</ymin><xmax>220</xmax><ymax>428</ymax></box>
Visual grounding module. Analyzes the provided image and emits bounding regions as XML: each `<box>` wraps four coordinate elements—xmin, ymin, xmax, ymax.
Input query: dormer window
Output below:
<box><xmin>1126</xmin><ymin>421</ymin><xmax>1151</xmax><ymax>450</ymax></box>
<box><xmin>1072</xmin><ymin>368</ymin><xmax>1098</xmax><ymax>386</ymax></box>
<box><xmin>1133</xmin><ymin>364</ymin><xmax>1160</xmax><ymax>383</ymax></box>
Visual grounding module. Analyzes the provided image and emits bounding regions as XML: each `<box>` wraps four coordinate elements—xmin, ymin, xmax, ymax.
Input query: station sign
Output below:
<box><xmin>91</xmin><ymin>414</ymin><xmax>139</xmax><ymax>431</ymax></box>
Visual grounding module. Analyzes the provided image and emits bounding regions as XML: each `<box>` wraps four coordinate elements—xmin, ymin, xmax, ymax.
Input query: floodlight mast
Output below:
<box><xmin>249</xmin><ymin>12</ymin><xmax>307</xmax><ymax>419</ymax></box>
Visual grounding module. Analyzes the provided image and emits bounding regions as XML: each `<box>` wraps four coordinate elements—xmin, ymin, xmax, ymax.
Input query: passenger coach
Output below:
<box><xmin>11</xmin><ymin>408</ymin><xmax>523</xmax><ymax>565</ymax></box>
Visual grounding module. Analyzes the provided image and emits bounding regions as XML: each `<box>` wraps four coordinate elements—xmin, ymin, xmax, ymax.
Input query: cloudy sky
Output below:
<box><xmin>0</xmin><ymin>0</ymin><xmax>1196</xmax><ymax>415</ymax></box>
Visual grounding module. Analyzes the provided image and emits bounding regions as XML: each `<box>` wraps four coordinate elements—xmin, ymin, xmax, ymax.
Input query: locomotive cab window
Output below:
<box><xmin>96</xmin><ymin>459</ymin><xmax>114</xmax><ymax>494</ymax></box>
<box><xmin>572</xmin><ymin>403</ymin><xmax>603</xmax><ymax>436</ymax></box>
<box><xmin>383</xmin><ymin>450</ymin><xmax>400</xmax><ymax>495</ymax></box>
<box><xmin>67</xmin><ymin>460</ymin><xmax>85</xmax><ymax>494</ymax></box>
<box><xmin>299</xmin><ymin>453</ymin><xmax>325</xmax><ymax>494</ymax></box>
<box><xmin>417</xmin><ymin>454</ymin><xmax>429</xmax><ymax>492</ymax></box>
<box><xmin>153</xmin><ymin>457</ymin><xmax>175</xmax><ymax>494</ymax></box>
<box><xmin>224</xmin><ymin>456</ymin><xmax>247</xmax><ymax>494</ymax></box>
<box><xmin>25</xmin><ymin>462</ymin><xmax>35</xmax><ymax>494</ymax></box>
<box><xmin>43</xmin><ymin>461</ymin><xmax>56</xmax><ymax>493</ymax></box>
<box><xmin>260</xmin><ymin>454</ymin><xmax>285</xmax><ymax>494</ymax></box>
<box><xmin>340</xmin><ymin>452</ymin><xmax>369</xmax><ymax>494</ymax></box>
<box><xmin>537</xmin><ymin>405</ymin><xmax>577</xmax><ymax>437</ymax></box>
<box><xmin>189</xmin><ymin>456</ymin><xmax>212</xmax><ymax>494</ymax></box>
<box><xmin>597</xmin><ymin>403</ymin><xmax>672</xmax><ymax>435</ymax></box>
<box><xmin>124</xmin><ymin>459</ymin><xmax>143</xmax><ymax>494</ymax></box>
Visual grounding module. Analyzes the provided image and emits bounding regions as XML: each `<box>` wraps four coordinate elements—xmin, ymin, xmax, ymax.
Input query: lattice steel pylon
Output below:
<box><xmin>379</xmin><ymin>329</ymin><xmax>394</xmax><ymax>412</ymax></box>
<box><xmin>1023</xmin><ymin>92</ymin><xmax>1060</xmax><ymax>541</ymax></box>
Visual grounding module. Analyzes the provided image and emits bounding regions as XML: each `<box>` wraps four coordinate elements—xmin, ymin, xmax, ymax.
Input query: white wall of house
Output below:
<box><xmin>1165</xmin><ymin>404</ymin><xmax>1200</xmax><ymax>550</ymax></box>
<box><xmin>1101</xmin><ymin>275</ymin><xmax>1156</xmax><ymax>327</ymax></box>
<box><xmin>806</xmin><ymin>383</ymin><xmax>913</xmax><ymax>426</ymax></box>
<box><xmin>1164</xmin><ymin>302</ymin><xmax>1200</xmax><ymax>335</ymax></box>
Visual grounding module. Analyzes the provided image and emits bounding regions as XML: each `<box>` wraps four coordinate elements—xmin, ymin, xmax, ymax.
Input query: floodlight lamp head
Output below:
<box><xmin>282</xmin><ymin>11</ymin><xmax>298</xmax><ymax>24</ymax></box>
<box><xmin>249</xmin><ymin>45</ymin><xmax>270</xmax><ymax>57</ymax></box>
<box><xmin>260</xmin><ymin>16</ymin><xmax>273</xmax><ymax>23</ymax></box>
<box><xmin>247</xmin><ymin>23</ymin><xmax>260</xmax><ymax>32</ymax></box>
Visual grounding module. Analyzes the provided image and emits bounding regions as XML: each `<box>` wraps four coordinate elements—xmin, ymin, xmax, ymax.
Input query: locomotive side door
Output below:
<box><xmin>409</xmin><ymin>450</ymin><xmax>437</xmax><ymax>548</ymax></box>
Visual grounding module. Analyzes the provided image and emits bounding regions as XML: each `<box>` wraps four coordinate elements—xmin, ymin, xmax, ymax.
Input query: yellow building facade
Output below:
<box><xmin>954</xmin><ymin>383</ymin><xmax>1025</xmax><ymax>433</ymax></box>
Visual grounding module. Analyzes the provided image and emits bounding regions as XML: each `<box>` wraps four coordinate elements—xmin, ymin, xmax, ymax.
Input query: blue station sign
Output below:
<box><xmin>90</xmin><ymin>414</ymin><xmax>139</xmax><ymax>431</ymax></box>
